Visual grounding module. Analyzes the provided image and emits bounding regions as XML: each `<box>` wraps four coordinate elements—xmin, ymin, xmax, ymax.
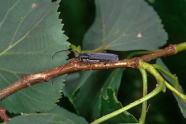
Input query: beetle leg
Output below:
<box><xmin>104</xmin><ymin>62</ymin><xmax>108</xmax><ymax>69</ymax></box>
<box><xmin>88</xmin><ymin>61</ymin><xmax>92</xmax><ymax>72</ymax></box>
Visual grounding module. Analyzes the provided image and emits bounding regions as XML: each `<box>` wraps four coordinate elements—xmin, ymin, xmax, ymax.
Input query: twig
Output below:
<box><xmin>0</xmin><ymin>106</ymin><xmax>9</xmax><ymax>122</ymax></box>
<box><xmin>0</xmin><ymin>44</ymin><xmax>183</xmax><ymax>102</ymax></box>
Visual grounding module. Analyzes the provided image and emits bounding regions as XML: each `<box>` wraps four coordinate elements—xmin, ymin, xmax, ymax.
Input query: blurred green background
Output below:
<box><xmin>58</xmin><ymin>0</ymin><xmax>186</xmax><ymax>123</ymax></box>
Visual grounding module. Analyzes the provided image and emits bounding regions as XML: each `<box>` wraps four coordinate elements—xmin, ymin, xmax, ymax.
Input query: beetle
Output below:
<box><xmin>52</xmin><ymin>50</ymin><xmax>119</xmax><ymax>83</ymax></box>
<box><xmin>80</xmin><ymin>52</ymin><xmax>119</xmax><ymax>63</ymax></box>
<box><xmin>53</xmin><ymin>50</ymin><xmax>119</xmax><ymax>69</ymax></box>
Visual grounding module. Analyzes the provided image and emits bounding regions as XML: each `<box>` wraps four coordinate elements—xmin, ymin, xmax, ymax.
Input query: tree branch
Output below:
<box><xmin>0</xmin><ymin>106</ymin><xmax>9</xmax><ymax>122</ymax></box>
<box><xmin>0</xmin><ymin>44</ymin><xmax>184</xmax><ymax>102</ymax></box>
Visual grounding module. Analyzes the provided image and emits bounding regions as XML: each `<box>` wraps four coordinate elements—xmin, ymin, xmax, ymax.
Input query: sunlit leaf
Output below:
<box><xmin>0</xmin><ymin>0</ymin><xmax>70</xmax><ymax>113</ymax></box>
<box><xmin>83</xmin><ymin>0</ymin><xmax>167</xmax><ymax>51</ymax></box>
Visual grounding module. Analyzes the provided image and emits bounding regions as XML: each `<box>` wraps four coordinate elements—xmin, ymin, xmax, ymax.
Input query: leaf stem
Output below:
<box><xmin>153</xmin><ymin>64</ymin><xmax>186</xmax><ymax>103</ymax></box>
<box><xmin>139</xmin><ymin>68</ymin><xmax>147</xmax><ymax>124</ymax></box>
<box><xmin>153</xmin><ymin>64</ymin><xmax>179</xmax><ymax>89</ymax></box>
<box><xmin>91</xmin><ymin>61</ymin><xmax>165</xmax><ymax>124</ymax></box>
<box><xmin>164</xmin><ymin>80</ymin><xmax>186</xmax><ymax>103</ymax></box>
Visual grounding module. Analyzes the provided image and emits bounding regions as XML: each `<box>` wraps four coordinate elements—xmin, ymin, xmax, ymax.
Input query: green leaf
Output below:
<box><xmin>63</xmin><ymin>71</ymin><xmax>92</xmax><ymax>98</ymax></box>
<box><xmin>0</xmin><ymin>0</ymin><xmax>70</xmax><ymax>113</ymax></box>
<box><xmin>5</xmin><ymin>113</ymin><xmax>75</xmax><ymax>124</ymax></box>
<box><xmin>62</xmin><ymin>71</ymin><xmax>92</xmax><ymax>114</ymax></box>
<box><xmin>0</xmin><ymin>75</ymin><xmax>66</xmax><ymax>113</ymax></box>
<box><xmin>83</xmin><ymin>0</ymin><xmax>167</xmax><ymax>51</ymax></box>
<box><xmin>147</xmin><ymin>0</ymin><xmax>186</xmax><ymax>42</ymax></box>
<box><xmin>72</xmin><ymin>68</ymin><xmax>124</xmax><ymax>120</ymax></box>
<box><xmin>47</xmin><ymin>106</ymin><xmax>89</xmax><ymax>124</ymax></box>
<box><xmin>100</xmin><ymin>88</ymin><xmax>138</xmax><ymax>123</ymax></box>
<box><xmin>156</xmin><ymin>58</ymin><xmax>186</xmax><ymax>118</ymax></box>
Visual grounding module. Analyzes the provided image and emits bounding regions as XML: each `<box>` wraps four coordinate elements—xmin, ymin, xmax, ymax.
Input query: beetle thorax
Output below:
<box><xmin>78</xmin><ymin>53</ymin><xmax>89</xmax><ymax>61</ymax></box>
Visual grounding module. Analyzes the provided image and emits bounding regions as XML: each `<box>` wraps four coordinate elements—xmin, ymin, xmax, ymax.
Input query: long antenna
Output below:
<box><xmin>52</xmin><ymin>58</ymin><xmax>75</xmax><ymax>84</ymax></box>
<box><xmin>52</xmin><ymin>50</ymin><xmax>79</xmax><ymax>59</ymax></box>
<box><xmin>52</xmin><ymin>49</ymin><xmax>79</xmax><ymax>84</ymax></box>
